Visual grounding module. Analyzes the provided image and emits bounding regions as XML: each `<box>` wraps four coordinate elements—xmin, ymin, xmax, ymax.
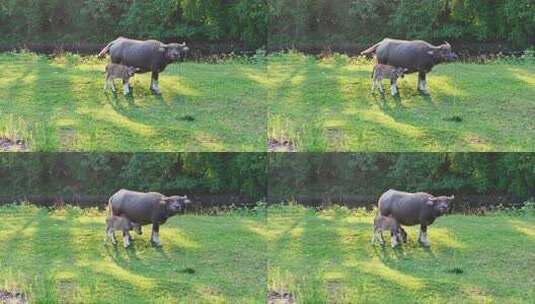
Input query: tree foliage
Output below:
<box><xmin>269</xmin><ymin>153</ymin><xmax>535</xmax><ymax>200</ymax></box>
<box><xmin>0</xmin><ymin>0</ymin><xmax>268</xmax><ymax>48</ymax></box>
<box><xmin>1</xmin><ymin>0</ymin><xmax>533</xmax><ymax>50</ymax></box>
<box><xmin>0</xmin><ymin>153</ymin><xmax>267</xmax><ymax>200</ymax></box>
<box><xmin>269</xmin><ymin>0</ymin><xmax>535</xmax><ymax>48</ymax></box>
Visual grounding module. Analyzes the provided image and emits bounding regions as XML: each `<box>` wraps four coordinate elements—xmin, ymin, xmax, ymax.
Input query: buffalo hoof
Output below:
<box><xmin>419</xmin><ymin>240</ymin><xmax>431</xmax><ymax>247</ymax></box>
<box><xmin>151</xmin><ymin>241</ymin><xmax>162</xmax><ymax>247</ymax></box>
<box><xmin>150</xmin><ymin>89</ymin><xmax>162</xmax><ymax>95</ymax></box>
<box><xmin>401</xmin><ymin>232</ymin><xmax>408</xmax><ymax>243</ymax></box>
<box><xmin>418</xmin><ymin>89</ymin><xmax>430</xmax><ymax>95</ymax></box>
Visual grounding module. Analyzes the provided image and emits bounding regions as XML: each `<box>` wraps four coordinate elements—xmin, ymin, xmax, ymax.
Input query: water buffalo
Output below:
<box><xmin>361</xmin><ymin>38</ymin><xmax>458</xmax><ymax>95</ymax></box>
<box><xmin>98</xmin><ymin>37</ymin><xmax>189</xmax><ymax>95</ymax></box>
<box><xmin>378</xmin><ymin>189</ymin><xmax>454</xmax><ymax>247</ymax></box>
<box><xmin>108</xmin><ymin>189</ymin><xmax>190</xmax><ymax>246</ymax></box>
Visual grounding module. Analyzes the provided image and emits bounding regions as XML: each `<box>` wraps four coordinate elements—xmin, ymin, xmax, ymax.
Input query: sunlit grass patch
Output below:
<box><xmin>0</xmin><ymin>52</ymin><xmax>267</xmax><ymax>151</ymax></box>
<box><xmin>268</xmin><ymin>54</ymin><xmax>535</xmax><ymax>151</ymax></box>
<box><xmin>0</xmin><ymin>205</ymin><xmax>267</xmax><ymax>303</ymax></box>
<box><xmin>267</xmin><ymin>205</ymin><xmax>535</xmax><ymax>303</ymax></box>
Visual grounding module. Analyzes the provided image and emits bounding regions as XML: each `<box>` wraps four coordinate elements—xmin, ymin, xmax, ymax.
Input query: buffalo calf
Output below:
<box><xmin>371</xmin><ymin>64</ymin><xmax>407</xmax><ymax>96</ymax></box>
<box><xmin>105</xmin><ymin>215</ymin><xmax>141</xmax><ymax>248</ymax></box>
<box><xmin>371</xmin><ymin>214</ymin><xmax>405</xmax><ymax>248</ymax></box>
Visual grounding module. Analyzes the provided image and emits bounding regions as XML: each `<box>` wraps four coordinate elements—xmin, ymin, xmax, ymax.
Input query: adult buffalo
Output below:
<box><xmin>98</xmin><ymin>37</ymin><xmax>189</xmax><ymax>95</ymax></box>
<box><xmin>378</xmin><ymin>189</ymin><xmax>454</xmax><ymax>247</ymax></box>
<box><xmin>361</xmin><ymin>38</ymin><xmax>458</xmax><ymax>95</ymax></box>
<box><xmin>108</xmin><ymin>189</ymin><xmax>190</xmax><ymax>246</ymax></box>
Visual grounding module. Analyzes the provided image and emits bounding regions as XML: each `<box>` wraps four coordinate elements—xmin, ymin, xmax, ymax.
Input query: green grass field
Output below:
<box><xmin>2</xmin><ymin>52</ymin><xmax>534</xmax><ymax>152</ymax></box>
<box><xmin>268</xmin><ymin>205</ymin><xmax>535</xmax><ymax>303</ymax></box>
<box><xmin>0</xmin><ymin>52</ymin><xmax>266</xmax><ymax>151</ymax></box>
<box><xmin>268</xmin><ymin>53</ymin><xmax>535</xmax><ymax>151</ymax></box>
<box><xmin>2</xmin><ymin>204</ymin><xmax>534</xmax><ymax>303</ymax></box>
<box><xmin>0</xmin><ymin>205</ymin><xmax>267</xmax><ymax>303</ymax></box>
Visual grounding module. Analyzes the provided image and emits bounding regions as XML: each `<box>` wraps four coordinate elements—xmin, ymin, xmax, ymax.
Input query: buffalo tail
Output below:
<box><xmin>360</xmin><ymin>42</ymin><xmax>381</xmax><ymax>55</ymax></box>
<box><xmin>107</xmin><ymin>197</ymin><xmax>113</xmax><ymax>217</ymax></box>
<box><xmin>97</xmin><ymin>40</ymin><xmax>117</xmax><ymax>58</ymax></box>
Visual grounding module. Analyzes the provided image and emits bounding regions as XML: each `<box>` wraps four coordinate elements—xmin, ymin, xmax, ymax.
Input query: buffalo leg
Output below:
<box><xmin>391</xmin><ymin>220</ymin><xmax>401</xmax><ymax>248</ymax></box>
<box><xmin>123</xmin><ymin>79</ymin><xmax>131</xmax><ymax>95</ymax></box>
<box><xmin>103</xmin><ymin>78</ymin><xmax>109</xmax><ymax>92</ymax></box>
<box><xmin>417</xmin><ymin>72</ymin><xmax>429</xmax><ymax>94</ymax></box>
<box><xmin>133</xmin><ymin>223</ymin><xmax>142</xmax><ymax>235</ymax></box>
<box><xmin>418</xmin><ymin>224</ymin><xmax>430</xmax><ymax>247</ymax></box>
<box><xmin>108</xmin><ymin>229</ymin><xmax>117</xmax><ymax>245</ymax></box>
<box><xmin>150</xmin><ymin>71</ymin><xmax>161</xmax><ymax>95</ymax></box>
<box><xmin>122</xmin><ymin>230</ymin><xmax>131</xmax><ymax>248</ymax></box>
<box><xmin>371</xmin><ymin>230</ymin><xmax>377</xmax><ymax>244</ymax></box>
<box><xmin>390</xmin><ymin>78</ymin><xmax>399</xmax><ymax>96</ymax></box>
<box><xmin>391</xmin><ymin>230</ymin><xmax>399</xmax><ymax>248</ymax></box>
<box><xmin>150</xmin><ymin>223</ymin><xmax>161</xmax><ymax>246</ymax></box>
<box><xmin>400</xmin><ymin>226</ymin><xmax>408</xmax><ymax>243</ymax></box>
<box><xmin>378</xmin><ymin>231</ymin><xmax>386</xmax><ymax>246</ymax></box>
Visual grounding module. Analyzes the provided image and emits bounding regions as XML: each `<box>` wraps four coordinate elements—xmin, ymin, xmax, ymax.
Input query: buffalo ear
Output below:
<box><xmin>158</xmin><ymin>44</ymin><xmax>167</xmax><ymax>52</ymax></box>
<box><xmin>426</xmin><ymin>197</ymin><xmax>435</xmax><ymax>206</ymax></box>
<box><xmin>447</xmin><ymin>195</ymin><xmax>455</xmax><ymax>200</ymax></box>
<box><xmin>427</xmin><ymin>50</ymin><xmax>434</xmax><ymax>56</ymax></box>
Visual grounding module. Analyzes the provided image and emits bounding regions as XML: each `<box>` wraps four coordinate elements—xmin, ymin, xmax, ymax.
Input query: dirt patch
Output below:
<box><xmin>0</xmin><ymin>138</ymin><xmax>29</xmax><ymax>152</ymax></box>
<box><xmin>57</xmin><ymin>280</ymin><xmax>77</xmax><ymax>302</ymax></box>
<box><xmin>326</xmin><ymin>127</ymin><xmax>345</xmax><ymax>148</ymax></box>
<box><xmin>0</xmin><ymin>290</ymin><xmax>27</xmax><ymax>304</ymax></box>
<box><xmin>58</xmin><ymin>127</ymin><xmax>76</xmax><ymax>148</ymax></box>
<box><xmin>268</xmin><ymin>139</ymin><xmax>296</xmax><ymax>152</ymax></box>
<box><xmin>268</xmin><ymin>290</ymin><xmax>295</xmax><ymax>304</ymax></box>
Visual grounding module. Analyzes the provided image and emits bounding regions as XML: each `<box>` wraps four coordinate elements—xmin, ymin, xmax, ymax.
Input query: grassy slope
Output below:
<box><xmin>267</xmin><ymin>206</ymin><xmax>535</xmax><ymax>303</ymax></box>
<box><xmin>0</xmin><ymin>53</ymin><xmax>266</xmax><ymax>151</ymax></box>
<box><xmin>0</xmin><ymin>206</ymin><xmax>267</xmax><ymax>303</ymax></box>
<box><xmin>268</xmin><ymin>54</ymin><xmax>535</xmax><ymax>151</ymax></box>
